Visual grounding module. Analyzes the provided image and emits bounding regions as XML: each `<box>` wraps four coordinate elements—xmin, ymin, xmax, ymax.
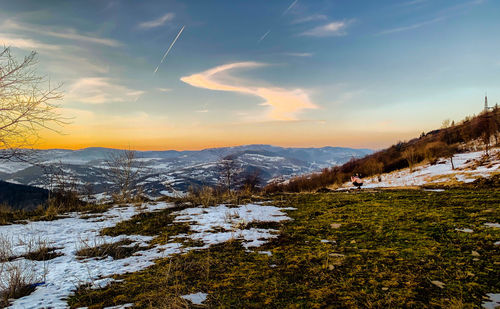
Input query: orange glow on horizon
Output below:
<box><xmin>36</xmin><ymin>129</ymin><xmax>420</xmax><ymax>151</ymax></box>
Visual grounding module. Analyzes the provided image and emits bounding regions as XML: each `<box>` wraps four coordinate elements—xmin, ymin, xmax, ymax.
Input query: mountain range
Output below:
<box><xmin>0</xmin><ymin>145</ymin><xmax>372</xmax><ymax>198</ymax></box>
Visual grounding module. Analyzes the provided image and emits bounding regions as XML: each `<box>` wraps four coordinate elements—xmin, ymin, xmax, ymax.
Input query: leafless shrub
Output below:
<box><xmin>0</xmin><ymin>235</ymin><xmax>13</xmax><ymax>262</ymax></box>
<box><xmin>0</xmin><ymin>235</ymin><xmax>48</xmax><ymax>306</ymax></box>
<box><xmin>402</xmin><ymin>147</ymin><xmax>419</xmax><ymax>172</ymax></box>
<box><xmin>0</xmin><ymin>260</ymin><xmax>39</xmax><ymax>306</ymax></box>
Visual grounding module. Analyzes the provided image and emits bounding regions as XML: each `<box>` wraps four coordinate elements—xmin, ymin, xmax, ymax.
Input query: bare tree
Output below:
<box><xmin>41</xmin><ymin>162</ymin><xmax>82</xmax><ymax>211</ymax></box>
<box><xmin>0</xmin><ymin>47</ymin><xmax>63</xmax><ymax>161</ymax></box>
<box><xmin>402</xmin><ymin>147</ymin><xmax>419</xmax><ymax>172</ymax></box>
<box><xmin>218</xmin><ymin>155</ymin><xmax>240</xmax><ymax>194</ymax></box>
<box><xmin>106</xmin><ymin>149</ymin><xmax>144</xmax><ymax>202</ymax></box>
<box><xmin>239</xmin><ymin>170</ymin><xmax>262</xmax><ymax>193</ymax></box>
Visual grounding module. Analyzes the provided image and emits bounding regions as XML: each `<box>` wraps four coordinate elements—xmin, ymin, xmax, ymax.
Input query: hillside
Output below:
<box><xmin>0</xmin><ymin>181</ymin><xmax>48</xmax><ymax>211</ymax></box>
<box><xmin>266</xmin><ymin>107</ymin><xmax>500</xmax><ymax>192</ymax></box>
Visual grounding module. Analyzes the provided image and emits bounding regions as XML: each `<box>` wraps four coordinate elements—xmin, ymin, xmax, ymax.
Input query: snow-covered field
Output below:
<box><xmin>341</xmin><ymin>149</ymin><xmax>499</xmax><ymax>189</ymax></box>
<box><xmin>0</xmin><ymin>202</ymin><xmax>292</xmax><ymax>308</ymax></box>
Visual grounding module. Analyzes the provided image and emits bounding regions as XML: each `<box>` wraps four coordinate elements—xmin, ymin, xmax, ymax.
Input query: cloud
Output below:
<box><xmin>291</xmin><ymin>14</ymin><xmax>328</xmax><ymax>24</ymax></box>
<box><xmin>398</xmin><ymin>0</ymin><xmax>428</xmax><ymax>6</ymax></box>
<box><xmin>2</xmin><ymin>20</ymin><xmax>121</xmax><ymax>47</ymax></box>
<box><xmin>300</xmin><ymin>21</ymin><xmax>349</xmax><ymax>37</ymax></box>
<box><xmin>283</xmin><ymin>52</ymin><xmax>313</xmax><ymax>57</ymax></box>
<box><xmin>138</xmin><ymin>13</ymin><xmax>175</xmax><ymax>29</ymax></box>
<box><xmin>377</xmin><ymin>17</ymin><xmax>444</xmax><ymax>35</ymax></box>
<box><xmin>157</xmin><ymin>88</ymin><xmax>172</xmax><ymax>92</ymax></box>
<box><xmin>180</xmin><ymin>62</ymin><xmax>317</xmax><ymax>121</ymax></box>
<box><xmin>68</xmin><ymin>77</ymin><xmax>144</xmax><ymax>104</ymax></box>
<box><xmin>0</xmin><ymin>34</ymin><xmax>60</xmax><ymax>50</ymax></box>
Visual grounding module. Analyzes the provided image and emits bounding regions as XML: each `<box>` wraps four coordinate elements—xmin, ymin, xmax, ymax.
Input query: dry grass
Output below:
<box><xmin>0</xmin><ymin>236</ymin><xmax>50</xmax><ymax>306</ymax></box>
<box><xmin>0</xmin><ymin>261</ymin><xmax>38</xmax><ymax>307</ymax></box>
<box><xmin>76</xmin><ymin>237</ymin><xmax>145</xmax><ymax>260</ymax></box>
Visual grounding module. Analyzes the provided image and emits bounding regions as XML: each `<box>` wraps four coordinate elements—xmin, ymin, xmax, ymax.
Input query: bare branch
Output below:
<box><xmin>0</xmin><ymin>46</ymin><xmax>65</xmax><ymax>162</ymax></box>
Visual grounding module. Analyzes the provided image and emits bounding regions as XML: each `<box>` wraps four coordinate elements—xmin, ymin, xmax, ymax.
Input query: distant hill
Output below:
<box><xmin>0</xmin><ymin>181</ymin><xmax>48</xmax><ymax>211</ymax></box>
<box><xmin>266</xmin><ymin>107</ymin><xmax>500</xmax><ymax>192</ymax></box>
<box><xmin>0</xmin><ymin>145</ymin><xmax>372</xmax><ymax>197</ymax></box>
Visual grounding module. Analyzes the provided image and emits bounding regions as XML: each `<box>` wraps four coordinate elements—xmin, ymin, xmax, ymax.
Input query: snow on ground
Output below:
<box><xmin>483</xmin><ymin>293</ymin><xmax>500</xmax><ymax>309</ymax></box>
<box><xmin>0</xmin><ymin>202</ymin><xmax>292</xmax><ymax>308</ymax></box>
<box><xmin>172</xmin><ymin>204</ymin><xmax>293</xmax><ymax>249</ymax></box>
<box><xmin>0</xmin><ymin>202</ymin><xmax>177</xmax><ymax>308</ymax></box>
<box><xmin>0</xmin><ymin>161</ymin><xmax>31</xmax><ymax>174</ymax></box>
<box><xmin>341</xmin><ymin>149</ymin><xmax>499</xmax><ymax>189</ymax></box>
<box><xmin>181</xmin><ymin>292</ymin><xmax>207</xmax><ymax>305</ymax></box>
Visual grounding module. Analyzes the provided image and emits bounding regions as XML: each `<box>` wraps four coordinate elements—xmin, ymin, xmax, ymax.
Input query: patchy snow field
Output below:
<box><xmin>341</xmin><ymin>149</ymin><xmax>499</xmax><ymax>189</ymax></box>
<box><xmin>172</xmin><ymin>204</ymin><xmax>293</xmax><ymax>249</ymax></box>
<box><xmin>0</xmin><ymin>202</ymin><xmax>292</xmax><ymax>308</ymax></box>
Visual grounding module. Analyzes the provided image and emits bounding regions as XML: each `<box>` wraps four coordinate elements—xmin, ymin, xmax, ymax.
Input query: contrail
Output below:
<box><xmin>282</xmin><ymin>0</ymin><xmax>298</xmax><ymax>15</ymax></box>
<box><xmin>154</xmin><ymin>25</ymin><xmax>185</xmax><ymax>74</ymax></box>
<box><xmin>258</xmin><ymin>29</ymin><xmax>271</xmax><ymax>43</ymax></box>
<box><xmin>258</xmin><ymin>0</ymin><xmax>297</xmax><ymax>43</ymax></box>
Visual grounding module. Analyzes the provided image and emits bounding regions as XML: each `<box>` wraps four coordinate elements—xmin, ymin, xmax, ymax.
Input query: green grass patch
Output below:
<box><xmin>69</xmin><ymin>188</ymin><xmax>500</xmax><ymax>308</ymax></box>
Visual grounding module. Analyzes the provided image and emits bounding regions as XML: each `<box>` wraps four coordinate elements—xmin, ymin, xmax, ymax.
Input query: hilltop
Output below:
<box><xmin>266</xmin><ymin>107</ymin><xmax>500</xmax><ymax>193</ymax></box>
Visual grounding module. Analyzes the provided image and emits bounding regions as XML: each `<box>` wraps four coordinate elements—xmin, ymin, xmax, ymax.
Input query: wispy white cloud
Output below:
<box><xmin>0</xmin><ymin>33</ymin><xmax>60</xmax><ymax>50</ymax></box>
<box><xmin>377</xmin><ymin>17</ymin><xmax>444</xmax><ymax>35</ymax></box>
<box><xmin>68</xmin><ymin>77</ymin><xmax>144</xmax><ymax>104</ymax></box>
<box><xmin>283</xmin><ymin>52</ymin><xmax>313</xmax><ymax>57</ymax></box>
<box><xmin>156</xmin><ymin>88</ymin><xmax>172</xmax><ymax>92</ymax></box>
<box><xmin>180</xmin><ymin>62</ymin><xmax>317</xmax><ymax>121</ymax></box>
<box><xmin>2</xmin><ymin>20</ymin><xmax>121</xmax><ymax>47</ymax></box>
<box><xmin>138</xmin><ymin>13</ymin><xmax>175</xmax><ymax>29</ymax></box>
<box><xmin>398</xmin><ymin>0</ymin><xmax>428</xmax><ymax>7</ymax></box>
<box><xmin>291</xmin><ymin>14</ymin><xmax>328</xmax><ymax>24</ymax></box>
<box><xmin>300</xmin><ymin>21</ymin><xmax>349</xmax><ymax>37</ymax></box>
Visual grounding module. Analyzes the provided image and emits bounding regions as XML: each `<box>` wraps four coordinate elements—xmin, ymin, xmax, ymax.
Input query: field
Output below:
<box><xmin>69</xmin><ymin>188</ymin><xmax>500</xmax><ymax>308</ymax></box>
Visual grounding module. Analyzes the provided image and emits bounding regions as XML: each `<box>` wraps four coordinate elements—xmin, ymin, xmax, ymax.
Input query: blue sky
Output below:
<box><xmin>1</xmin><ymin>0</ymin><xmax>498</xmax><ymax>150</ymax></box>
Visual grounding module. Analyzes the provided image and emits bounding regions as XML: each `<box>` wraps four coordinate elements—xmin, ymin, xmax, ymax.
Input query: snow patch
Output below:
<box><xmin>483</xmin><ymin>293</ymin><xmax>500</xmax><ymax>309</ymax></box>
<box><xmin>181</xmin><ymin>292</ymin><xmax>207</xmax><ymax>305</ymax></box>
<box><xmin>455</xmin><ymin>228</ymin><xmax>474</xmax><ymax>233</ymax></box>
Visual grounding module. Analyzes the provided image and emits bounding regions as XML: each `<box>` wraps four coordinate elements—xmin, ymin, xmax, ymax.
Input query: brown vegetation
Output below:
<box><xmin>265</xmin><ymin>107</ymin><xmax>500</xmax><ymax>193</ymax></box>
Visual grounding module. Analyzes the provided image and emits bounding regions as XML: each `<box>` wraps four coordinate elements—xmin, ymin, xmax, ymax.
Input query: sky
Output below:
<box><xmin>1</xmin><ymin>0</ymin><xmax>499</xmax><ymax>150</ymax></box>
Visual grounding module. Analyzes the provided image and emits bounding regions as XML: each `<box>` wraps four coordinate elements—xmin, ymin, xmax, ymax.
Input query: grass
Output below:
<box><xmin>76</xmin><ymin>239</ymin><xmax>146</xmax><ymax>260</ymax></box>
<box><xmin>0</xmin><ymin>202</ymin><xmax>113</xmax><ymax>226</ymax></box>
<box><xmin>66</xmin><ymin>188</ymin><xmax>498</xmax><ymax>308</ymax></box>
<box><xmin>21</xmin><ymin>246</ymin><xmax>62</xmax><ymax>261</ymax></box>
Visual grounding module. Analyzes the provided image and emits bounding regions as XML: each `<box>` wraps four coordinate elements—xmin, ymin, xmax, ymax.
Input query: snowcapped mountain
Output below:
<box><xmin>0</xmin><ymin>145</ymin><xmax>372</xmax><ymax>196</ymax></box>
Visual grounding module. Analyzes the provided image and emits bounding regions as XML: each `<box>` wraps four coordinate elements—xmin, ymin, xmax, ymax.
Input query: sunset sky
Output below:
<box><xmin>1</xmin><ymin>0</ymin><xmax>499</xmax><ymax>150</ymax></box>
